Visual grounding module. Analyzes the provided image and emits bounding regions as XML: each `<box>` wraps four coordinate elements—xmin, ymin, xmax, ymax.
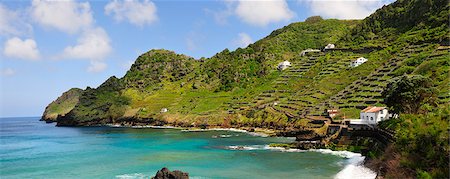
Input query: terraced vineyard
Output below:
<box><xmin>224</xmin><ymin>40</ymin><xmax>449</xmax><ymax>130</ymax></box>
<box><xmin>43</xmin><ymin>0</ymin><xmax>448</xmax><ymax>132</ymax></box>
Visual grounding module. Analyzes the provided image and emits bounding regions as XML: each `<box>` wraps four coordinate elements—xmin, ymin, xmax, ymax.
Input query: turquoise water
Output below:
<box><xmin>1</xmin><ymin>117</ymin><xmax>362</xmax><ymax>179</ymax></box>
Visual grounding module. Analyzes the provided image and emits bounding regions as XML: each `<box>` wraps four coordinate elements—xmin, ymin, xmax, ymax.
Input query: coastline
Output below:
<box><xmin>58</xmin><ymin>121</ymin><xmax>378</xmax><ymax>179</ymax></box>
<box><xmin>104</xmin><ymin>123</ymin><xmax>277</xmax><ymax>137</ymax></box>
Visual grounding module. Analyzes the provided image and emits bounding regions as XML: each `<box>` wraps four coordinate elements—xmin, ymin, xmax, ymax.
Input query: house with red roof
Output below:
<box><xmin>350</xmin><ymin>106</ymin><xmax>389</xmax><ymax>125</ymax></box>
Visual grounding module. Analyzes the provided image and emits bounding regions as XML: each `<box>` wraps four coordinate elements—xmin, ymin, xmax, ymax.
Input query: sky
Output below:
<box><xmin>0</xmin><ymin>0</ymin><xmax>393</xmax><ymax>117</ymax></box>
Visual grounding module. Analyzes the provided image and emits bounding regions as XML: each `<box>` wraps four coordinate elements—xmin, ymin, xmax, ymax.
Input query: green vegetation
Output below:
<box><xmin>378</xmin><ymin>110</ymin><xmax>449</xmax><ymax>178</ymax></box>
<box><xmin>382</xmin><ymin>75</ymin><xmax>437</xmax><ymax>114</ymax></box>
<box><xmin>41</xmin><ymin>88</ymin><xmax>83</xmax><ymax>121</ymax></box>
<box><xmin>43</xmin><ymin>0</ymin><xmax>449</xmax><ymax>176</ymax></box>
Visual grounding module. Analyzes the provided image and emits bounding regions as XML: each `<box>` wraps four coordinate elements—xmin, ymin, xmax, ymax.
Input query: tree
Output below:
<box><xmin>382</xmin><ymin>75</ymin><xmax>437</xmax><ymax>115</ymax></box>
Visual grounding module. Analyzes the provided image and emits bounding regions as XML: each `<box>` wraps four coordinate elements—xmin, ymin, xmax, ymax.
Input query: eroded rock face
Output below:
<box><xmin>41</xmin><ymin>88</ymin><xmax>83</xmax><ymax>122</ymax></box>
<box><xmin>295</xmin><ymin>130</ymin><xmax>323</xmax><ymax>141</ymax></box>
<box><xmin>152</xmin><ymin>167</ymin><xmax>189</xmax><ymax>179</ymax></box>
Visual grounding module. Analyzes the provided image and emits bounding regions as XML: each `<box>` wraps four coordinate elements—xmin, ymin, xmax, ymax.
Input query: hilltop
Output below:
<box><xmin>43</xmin><ymin>0</ymin><xmax>449</xmax><ymax>177</ymax></box>
<box><xmin>43</xmin><ymin>0</ymin><xmax>448</xmax><ymax>128</ymax></box>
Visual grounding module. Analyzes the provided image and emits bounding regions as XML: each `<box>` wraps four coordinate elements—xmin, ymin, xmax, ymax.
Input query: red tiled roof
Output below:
<box><xmin>362</xmin><ymin>106</ymin><xmax>386</xmax><ymax>113</ymax></box>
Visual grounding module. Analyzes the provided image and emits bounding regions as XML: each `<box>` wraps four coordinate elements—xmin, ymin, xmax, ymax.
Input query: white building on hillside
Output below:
<box><xmin>300</xmin><ymin>49</ymin><xmax>321</xmax><ymax>56</ymax></box>
<box><xmin>350</xmin><ymin>106</ymin><xmax>389</xmax><ymax>125</ymax></box>
<box><xmin>350</xmin><ymin>57</ymin><xmax>368</xmax><ymax>67</ymax></box>
<box><xmin>324</xmin><ymin>44</ymin><xmax>335</xmax><ymax>49</ymax></box>
<box><xmin>161</xmin><ymin>108</ymin><xmax>168</xmax><ymax>113</ymax></box>
<box><xmin>277</xmin><ymin>61</ymin><xmax>291</xmax><ymax>71</ymax></box>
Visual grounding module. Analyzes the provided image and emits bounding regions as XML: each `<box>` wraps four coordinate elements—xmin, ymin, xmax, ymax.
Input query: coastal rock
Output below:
<box><xmin>41</xmin><ymin>88</ymin><xmax>83</xmax><ymax>123</ymax></box>
<box><xmin>295</xmin><ymin>130</ymin><xmax>323</xmax><ymax>141</ymax></box>
<box><xmin>152</xmin><ymin>167</ymin><xmax>189</xmax><ymax>179</ymax></box>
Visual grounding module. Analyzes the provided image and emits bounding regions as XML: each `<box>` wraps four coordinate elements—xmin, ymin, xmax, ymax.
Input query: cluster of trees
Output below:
<box><xmin>382</xmin><ymin>75</ymin><xmax>437</xmax><ymax>114</ymax></box>
<box><xmin>381</xmin><ymin>74</ymin><xmax>448</xmax><ymax>178</ymax></box>
<box><xmin>343</xmin><ymin>0</ymin><xmax>449</xmax><ymax>46</ymax></box>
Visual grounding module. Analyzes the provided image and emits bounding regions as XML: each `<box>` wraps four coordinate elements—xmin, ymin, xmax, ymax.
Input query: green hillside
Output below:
<box><xmin>49</xmin><ymin>18</ymin><xmax>362</xmax><ymax>127</ymax></box>
<box><xmin>41</xmin><ymin>0</ymin><xmax>449</xmax><ymax>177</ymax></box>
<box><xmin>44</xmin><ymin>0</ymin><xmax>448</xmax><ymax>128</ymax></box>
<box><xmin>41</xmin><ymin>0</ymin><xmax>447</xmax><ymax>124</ymax></box>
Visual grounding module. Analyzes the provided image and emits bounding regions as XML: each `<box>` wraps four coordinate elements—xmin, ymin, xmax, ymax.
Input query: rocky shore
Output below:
<box><xmin>152</xmin><ymin>167</ymin><xmax>189</xmax><ymax>179</ymax></box>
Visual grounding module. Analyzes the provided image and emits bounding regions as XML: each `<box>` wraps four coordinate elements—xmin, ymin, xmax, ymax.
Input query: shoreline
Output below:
<box><xmin>104</xmin><ymin>123</ymin><xmax>276</xmax><ymax>137</ymax></box>
<box><xmin>47</xmin><ymin>120</ymin><xmax>378</xmax><ymax>178</ymax></box>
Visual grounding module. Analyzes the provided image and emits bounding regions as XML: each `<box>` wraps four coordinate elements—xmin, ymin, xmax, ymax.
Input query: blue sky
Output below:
<box><xmin>0</xmin><ymin>0</ymin><xmax>393</xmax><ymax>117</ymax></box>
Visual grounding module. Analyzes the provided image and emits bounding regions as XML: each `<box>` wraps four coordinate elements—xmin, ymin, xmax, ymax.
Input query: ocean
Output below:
<box><xmin>0</xmin><ymin>117</ymin><xmax>375</xmax><ymax>179</ymax></box>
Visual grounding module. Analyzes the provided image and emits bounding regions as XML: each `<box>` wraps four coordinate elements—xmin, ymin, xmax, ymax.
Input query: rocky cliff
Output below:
<box><xmin>41</xmin><ymin>88</ymin><xmax>83</xmax><ymax>122</ymax></box>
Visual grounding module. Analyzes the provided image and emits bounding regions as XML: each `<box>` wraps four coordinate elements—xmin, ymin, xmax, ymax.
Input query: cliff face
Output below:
<box><xmin>41</xmin><ymin>88</ymin><xmax>83</xmax><ymax>122</ymax></box>
<box><xmin>43</xmin><ymin>0</ymin><xmax>448</xmax><ymax>128</ymax></box>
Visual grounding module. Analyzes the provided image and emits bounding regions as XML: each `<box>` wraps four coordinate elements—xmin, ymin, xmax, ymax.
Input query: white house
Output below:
<box><xmin>300</xmin><ymin>49</ymin><xmax>321</xmax><ymax>56</ymax></box>
<box><xmin>324</xmin><ymin>44</ymin><xmax>335</xmax><ymax>49</ymax></box>
<box><xmin>350</xmin><ymin>106</ymin><xmax>389</xmax><ymax>125</ymax></box>
<box><xmin>161</xmin><ymin>108</ymin><xmax>168</xmax><ymax>113</ymax></box>
<box><xmin>350</xmin><ymin>57</ymin><xmax>368</xmax><ymax>67</ymax></box>
<box><xmin>277</xmin><ymin>61</ymin><xmax>291</xmax><ymax>71</ymax></box>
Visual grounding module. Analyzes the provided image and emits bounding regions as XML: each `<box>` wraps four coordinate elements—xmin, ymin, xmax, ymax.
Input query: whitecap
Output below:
<box><xmin>224</xmin><ymin>146</ymin><xmax>376</xmax><ymax>178</ymax></box>
<box><xmin>182</xmin><ymin>128</ymin><xmax>269</xmax><ymax>137</ymax></box>
<box><xmin>308</xmin><ymin>149</ymin><xmax>376</xmax><ymax>179</ymax></box>
<box><xmin>226</xmin><ymin>145</ymin><xmax>263</xmax><ymax>150</ymax></box>
<box><xmin>225</xmin><ymin>145</ymin><xmax>303</xmax><ymax>152</ymax></box>
<box><xmin>115</xmin><ymin>173</ymin><xmax>147</xmax><ymax>179</ymax></box>
<box><xmin>219</xmin><ymin>134</ymin><xmax>232</xmax><ymax>138</ymax></box>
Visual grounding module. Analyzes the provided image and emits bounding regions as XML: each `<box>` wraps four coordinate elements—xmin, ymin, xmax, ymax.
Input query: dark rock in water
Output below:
<box><xmin>152</xmin><ymin>167</ymin><xmax>189</xmax><ymax>179</ymax></box>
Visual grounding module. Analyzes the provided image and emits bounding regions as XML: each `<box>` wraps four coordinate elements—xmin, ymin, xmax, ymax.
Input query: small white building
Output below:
<box><xmin>277</xmin><ymin>61</ymin><xmax>291</xmax><ymax>71</ymax></box>
<box><xmin>160</xmin><ymin>108</ymin><xmax>168</xmax><ymax>113</ymax></box>
<box><xmin>327</xmin><ymin>109</ymin><xmax>340</xmax><ymax>118</ymax></box>
<box><xmin>350</xmin><ymin>106</ymin><xmax>389</xmax><ymax>125</ymax></box>
<box><xmin>324</xmin><ymin>44</ymin><xmax>335</xmax><ymax>49</ymax></box>
<box><xmin>350</xmin><ymin>57</ymin><xmax>368</xmax><ymax>67</ymax></box>
<box><xmin>300</xmin><ymin>49</ymin><xmax>321</xmax><ymax>56</ymax></box>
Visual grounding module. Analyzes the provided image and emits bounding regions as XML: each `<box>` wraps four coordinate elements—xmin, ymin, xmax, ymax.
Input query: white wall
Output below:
<box><xmin>360</xmin><ymin>109</ymin><xmax>389</xmax><ymax>124</ymax></box>
<box><xmin>360</xmin><ymin>112</ymin><xmax>377</xmax><ymax>124</ymax></box>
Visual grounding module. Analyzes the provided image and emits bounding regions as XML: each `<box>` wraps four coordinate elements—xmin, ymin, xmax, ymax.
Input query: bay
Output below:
<box><xmin>0</xmin><ymin>117</ymin><xmax>367</xmax><ymax>179</ymax></box>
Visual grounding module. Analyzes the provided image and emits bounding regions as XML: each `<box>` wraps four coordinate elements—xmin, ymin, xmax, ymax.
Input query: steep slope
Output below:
<box><xmin>47</xmin><ymin>19</ymin><xmax>357</xmax><ymax>127</ymax></box>
<box><xmin>44</xmin><ymin>0</ymin><xmax>448</xmax><ymax>130</ymax></box>
<box><xmin>41</xmin><ymin>88</ymin><xmax>83</xmax><ymax>122</ymax></box>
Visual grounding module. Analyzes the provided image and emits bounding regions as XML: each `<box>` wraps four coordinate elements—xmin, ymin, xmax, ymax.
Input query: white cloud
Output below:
<box><xmin>210</xmin><ymin>0</ymin><xmax>294</xmax><ymax>26</ymax></box>
<box><xmin>1</xmin><ymin>68</ymin><xmax>16</xmax><ymax>76</ymax></box>
<box><xmin>233</xmin><ymin>33</ymin><xmax>253</xmax><ymax>48</ymax></box>
<box><xmin>304</xmin><ymin>0</ymin><xmax>391</xmax><ymax>19</ymax></box>
<box><xmin>63</xmin><ymin>27</ymin><xmax>112</xmax><ymax>73</ymax></box>
<box><xmin>3</xmin><ymin>37</ymin><xmax>40</xmax><ymax>60</ymax></box>
<box><xmin>0</xmin><ymin>4</ymin><xmax>32</xmax><ymax>37</ymax></box>
<box><xmin>63</xmin><ymin>27</ymin><xmax>111</xmax><ymax>61</ymax></box>
<box><xmin>87</xmin><ymin>61</ymin><xmax>107</xmax><ymax>73</ymax></box>
<box><xmin>31</xmin><ymin>0</ymin><xmax>93</xmax><ymax>34</ymax></box>
<box><xmin>105</xmin><ymin>0</ymin><xmax>158</xmax><ymax>26</ymax></box>
<box><xmin>235</xmin><ymin>0</ymin><xmax>295</xmax><ymax>26</ymax></box>
<box><xmin>30</xmin><ymin>0</ymin><xmax>113</xmax><ymax>72</ymax></box>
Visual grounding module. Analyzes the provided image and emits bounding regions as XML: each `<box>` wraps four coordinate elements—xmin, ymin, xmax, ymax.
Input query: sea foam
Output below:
<box><xmin>182</xmin><ymin>128</ymin><xmax>269</xmax><ymax>137</ymax></box>
<box><xmin>115</xmin><ymin>173</ymin><xmax>147</xmax><ymax>179</ymax></box>
<box><xmin>225</xmin><ymin>145</ymin><xmax>376</xmax><ymax>179</ymax></box>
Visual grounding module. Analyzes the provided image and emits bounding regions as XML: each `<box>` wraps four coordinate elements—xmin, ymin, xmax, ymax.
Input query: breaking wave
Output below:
<box><xmin>225</xmin><ymin>145</ymin><xmax>376</xmax><ymax>179</ymax></box>
<box><xmin>115</xmin><ymin>173</ymin><xmax>147</xmax><ymax>179</ymax></box>
<box><xmin>181</xmin><ymin>128</ymin><xmax>269</xmax><ymax>137</ymax></box>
